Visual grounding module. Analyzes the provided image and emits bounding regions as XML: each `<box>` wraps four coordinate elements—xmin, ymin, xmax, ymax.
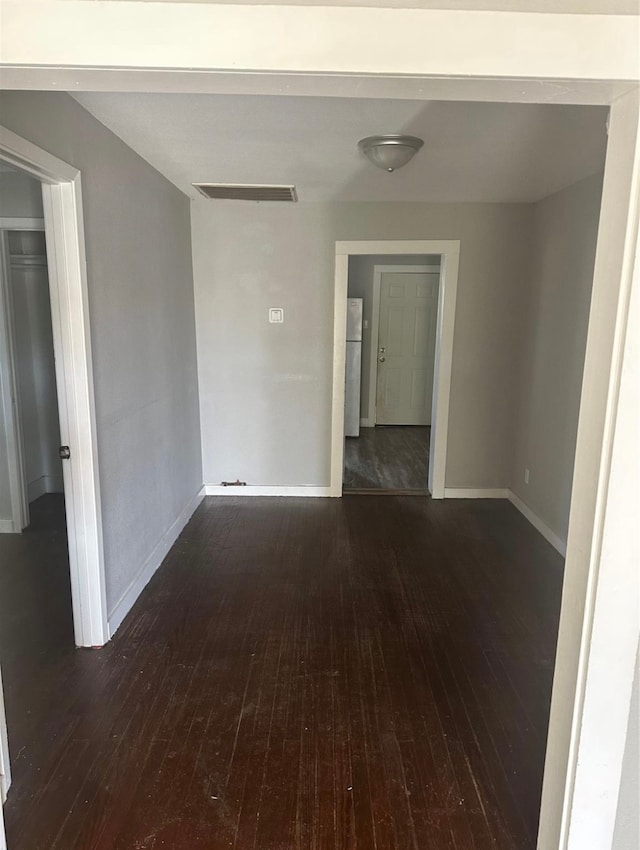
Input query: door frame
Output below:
<box><xmin>367</xmin><ymin>263</ymin><xmax>442</xmax><ymax>429</ymax></box>
<box><xmin>331</xmin><ymin>240</ymin><xmax>460</xmax><ymax>498</ymax></box>
<box><xmin>0</xmin><ymin>125</ymin><xmax>109</xmax><ymax>648</ymax></box>
<box><xmin>0</xmin><ymin>218</ymin><xmax>46</xmax><ymax>532</ymax></box>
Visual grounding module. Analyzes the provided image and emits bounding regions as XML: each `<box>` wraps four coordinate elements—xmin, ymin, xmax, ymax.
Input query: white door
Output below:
<box><xmin>375</xmin><ymin>271</ymin><xmax>439</xmax><ymax>425</ymax></box>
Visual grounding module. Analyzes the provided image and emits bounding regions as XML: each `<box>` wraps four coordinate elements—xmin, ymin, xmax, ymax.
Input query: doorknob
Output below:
<box><xmin>59</xmin><ymin>445</ymin><xmax>71</xmax><ymax>460</ymax></box>
<box><xmin>378</xmin><ymin>356</ymin><xmax>386</xmax><ymax>363</ymax></box>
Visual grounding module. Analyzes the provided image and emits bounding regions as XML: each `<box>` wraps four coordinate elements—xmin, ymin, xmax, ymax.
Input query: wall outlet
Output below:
<box><xmin>269</xmin><ymin>307</ymin><xmax>284</xmax><ymax>324</ymax></box>
<box><xmin>524</xmin><ymin>468</ymin><xmax>530</xmax><ymax>485</ymax></box>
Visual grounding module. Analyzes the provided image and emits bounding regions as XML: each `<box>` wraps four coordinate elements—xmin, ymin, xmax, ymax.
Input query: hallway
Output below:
<box><xmin>1</xmin><ymin>495</ymin><xmax>563</xmax><ymax>849</ymax></box>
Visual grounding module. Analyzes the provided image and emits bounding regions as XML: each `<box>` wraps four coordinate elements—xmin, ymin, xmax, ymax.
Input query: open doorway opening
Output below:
<box><xmin>331</xmin><ymin>240</ymin><xmax>460</xmax><ymax>498</ymax></box>
<box><xmin>344</xmin><ymin>256</ymin><xmax>441</xmax><ymax>493</ymax></box>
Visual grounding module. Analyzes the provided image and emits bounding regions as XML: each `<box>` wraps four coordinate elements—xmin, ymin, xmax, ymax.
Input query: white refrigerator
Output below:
<box><xmin>345</xmin><ymin>298</ymin><xmax>363</xmax><ymax>437</ymax></box>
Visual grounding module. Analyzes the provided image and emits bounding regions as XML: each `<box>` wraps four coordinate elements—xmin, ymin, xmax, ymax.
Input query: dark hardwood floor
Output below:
<box><xmin>344</xmin><ymin>426</ymin><xmax>430</xmax><ymax>491</ymax></box>
<box><xmin>0</xmin><ymin>495</ymin><xmax>75</xmax><ymax>763</ymax></box>
<box><xmin>1</xmin><ymin>495</ymin><xmax>563</xmax><ymax>850</ymax></box>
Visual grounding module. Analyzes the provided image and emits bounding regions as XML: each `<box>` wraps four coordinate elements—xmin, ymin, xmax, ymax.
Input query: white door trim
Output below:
<box><xmin>538</xmin><ymin>88</ymin><xmax>640</xmax><ymax>850</ymax></box>
<box><xmin>0</xmin><ymin>125</ymin><xmax>108</xmax><ymax>648</ymax></box>
<box><xmin>331</xmin><ymin>240</ymin><xmax>460</xmax><ymax>498</ymax></box>
<box><xmin>367</xmin><ymin>264</ymin><xmax>441</xmax><ymax>428</ymax></box>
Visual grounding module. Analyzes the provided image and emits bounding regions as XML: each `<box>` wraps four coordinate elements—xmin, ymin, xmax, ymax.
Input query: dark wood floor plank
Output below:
<box><xmin>344</xmin><ymin>425</ymin><xmax>430</xmax><ymax>491</ymax></box>
<box><xmin>1</xmin><ymin>494</ymin><xmax>564</xmax><ymax>850</ymax></box>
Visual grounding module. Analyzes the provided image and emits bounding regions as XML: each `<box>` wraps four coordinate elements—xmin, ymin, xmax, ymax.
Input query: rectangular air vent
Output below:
<box><xmin>193</xmin><ymin>183</ymin><xmax>297</xmax><ymax>202</ymax></box>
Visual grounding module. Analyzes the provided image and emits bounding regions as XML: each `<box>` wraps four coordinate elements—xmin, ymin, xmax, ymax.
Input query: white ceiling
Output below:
<box><xmin>72</xmin><ymin>93</ymin><xmax>608</xmax><ymax>203</ymax></box>
<box><xmin>100</xmin><ymin>0</ymin><xmax>639</xmax><ymax>12</ymax></box>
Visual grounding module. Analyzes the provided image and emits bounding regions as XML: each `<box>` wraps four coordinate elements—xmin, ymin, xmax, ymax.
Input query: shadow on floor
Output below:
<box><xmin>0</xmin><ymin>494</ymin><xmax>74</xmax><ymax>771</ymax></box>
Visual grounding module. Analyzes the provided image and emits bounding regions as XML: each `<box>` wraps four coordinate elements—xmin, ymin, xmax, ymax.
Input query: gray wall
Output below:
<box><xmin>512</xmin><ymin>173</ymin><xmax>603</xmax><ymax>543</ymax></box>
<box><xmin>0</xmin><ymin>92</ymin><xmax>202</xmax><ymax>615</ymax></box>
<box><xmin>613</xmin><ymin>648</ymin><xmax>639</xmax><ymax>850</ymax></box>
<box><xmin>8</xmin><ymin>231</ymin><xmax>63</xmax><ymax>503</ymax></box>
<box><xmin>0</xmin><ymin>169</ymin><xmax>43</xmax><ymax>219</ymax></box>
<box><xmin>347</xmin><ymin>254</ymin><xmax>440</xmax><ymax>421</ymax></box>
<box><xmin>0</xmin><ymin>175</ymin><xmax>46</xmax><ymax>523</ymax></box>
<box><xmin>0</xmin><ymin>368</ymin><xmax>11</xmax><ymax>520</ymax></box>
<box><xmin>192</xmin><ymin>200</ymin><xmax>531</xmax><ymax>489</ymax></box>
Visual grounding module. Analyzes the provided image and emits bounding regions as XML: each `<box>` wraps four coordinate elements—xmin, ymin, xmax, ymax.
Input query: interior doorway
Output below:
<box><xmin>331</xmin><ymin>240</ymin><xmax>460</xmax><ymax>498</ymax></box>
<box><xmin>0</xmin><ymin>126</ymin><xmax>108</xmax><ymax>650</ymax></box>
<box><xmin>343</xmin><ymin>259</ymin><xmax>441</xmax><ymax>493</ymax></box>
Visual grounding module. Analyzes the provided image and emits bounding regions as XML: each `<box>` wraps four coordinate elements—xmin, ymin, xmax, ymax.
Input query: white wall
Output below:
<box><xmin>0</xmin><ymin>169</ymin><xmax>43</xmax><ymax>219</ymax></box>
<box><xmin>8</xmin><ymin>231</ymin><xmax>63</xmax><ymax>503</ymax></box>
<box><xmin>192</xmin><ymin>200</ymin><xmax>531</xmax><ymax>489</ymax></box>
<box><xmin>347</xmin><ymin>254</ymin><xmax>440</xmax><ymax>421</ymax></box>
<box><xmin>512</xmin><ymin>172</ymin><xmax>603</xmax><ymax>545</ymax></box>
<box><xmin>0</xmin><ymin>92</ymin><xmax>202</xmax><ymax>618</ymax></box>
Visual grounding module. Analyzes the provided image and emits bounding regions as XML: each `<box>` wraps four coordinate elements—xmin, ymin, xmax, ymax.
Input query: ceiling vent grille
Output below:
<box><xmin>193</xmin><ymin>183</ymin><xmax>297</xmax><ymax>202</ymax></box>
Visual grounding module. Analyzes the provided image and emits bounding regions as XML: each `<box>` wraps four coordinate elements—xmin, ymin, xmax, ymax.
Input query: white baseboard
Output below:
<box><xmin>444</xmin><ymin>488</ymin><xmax>510</xmax><ymax>499</ymax></box>
<box><xmin>107</xmin><ymin>487</ymin><xmax>205</xmax><ymax>638</ymax></box>
<box><xmin>204</xmin><ymin>485</ymin><xmax>335</xmax><ymax>497</ymax></box>
<box><xmin>507</xmin><ymin>490</ymin><xmax>567</xmax><ymax>556</ymax></box>
<box><xmin>27</xmin><ymin>476</ymin><xmax>47</xmax><ymax>503</ymax></box>
<box><xmin>0</xmin><ymin>519</ymin><xmax>16</xmax><ymax>534</ymax></box>
<box><xmin>27</xmin><ymin>474</ymin><xmax>64</xmax><ymax>503</ymax></box>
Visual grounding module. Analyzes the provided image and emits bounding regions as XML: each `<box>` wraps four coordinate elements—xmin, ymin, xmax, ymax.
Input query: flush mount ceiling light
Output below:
<box><xmin>358</xmin><ymin>134</ymin><xmax>424</xmax><ymax>172</ymax></box>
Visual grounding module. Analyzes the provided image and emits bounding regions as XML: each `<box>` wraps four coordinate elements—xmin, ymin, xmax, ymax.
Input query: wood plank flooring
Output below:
<box><xmin>1</xmin><ymin>495</ymin><xmax>563</xmax><ymax>850</ymax></box>
<box><xmin>344</xmin><ymin>426</ymin><xmax>430</xmax><ymax>491</ymax></box>
<box><xmin>0</xmin><ymin>495</ymin><xmax>75</xmax><ymax>764</ymax></box>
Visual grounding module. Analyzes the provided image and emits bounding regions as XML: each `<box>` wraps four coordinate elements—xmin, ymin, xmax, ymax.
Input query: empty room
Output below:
<box><xmin>0</xmin><ymin>5</ymin><xmax>638</xmax><ymax>850</ymax></box>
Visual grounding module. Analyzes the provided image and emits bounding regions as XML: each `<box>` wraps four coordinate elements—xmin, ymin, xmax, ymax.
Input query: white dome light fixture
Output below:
<box><xmin>358</xmin><ymin>134</ymin><xmax>424</xmax><ymax>172</ymax></box>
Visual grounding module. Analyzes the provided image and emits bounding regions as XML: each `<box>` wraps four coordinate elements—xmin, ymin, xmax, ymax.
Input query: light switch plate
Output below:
<box><xmin>269</xmin><ymin>308</ymin><xmax>284</xmax><ymax>323</ymax></box>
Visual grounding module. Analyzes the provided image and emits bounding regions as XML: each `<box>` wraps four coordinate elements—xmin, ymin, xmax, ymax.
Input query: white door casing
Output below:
<box><xmin>375</xmin><ymin>270</ymin><xmax>439</xmax><ymax>426</ymax></box>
